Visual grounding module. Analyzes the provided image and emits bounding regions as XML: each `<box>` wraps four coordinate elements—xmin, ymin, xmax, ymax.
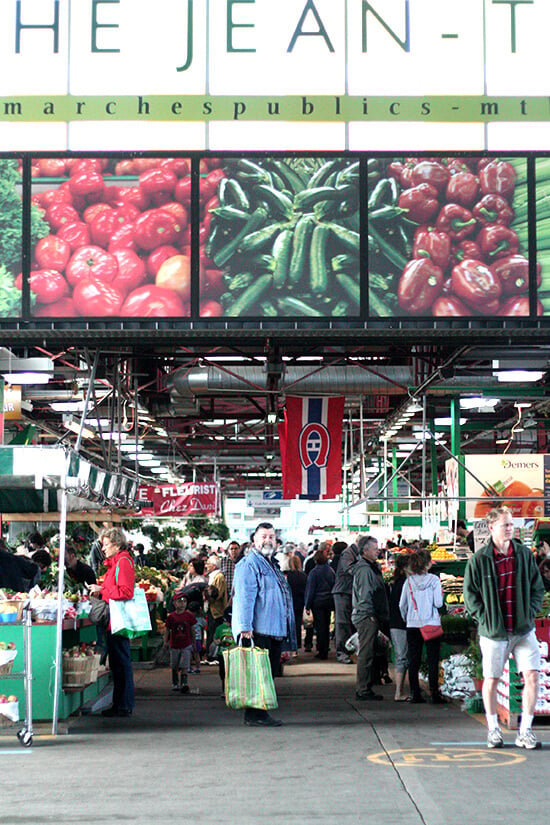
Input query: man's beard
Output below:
<box><xmin>258</xmin><ymin>541</ymin><xmax>274</xmax><ymax>556</ymax></box>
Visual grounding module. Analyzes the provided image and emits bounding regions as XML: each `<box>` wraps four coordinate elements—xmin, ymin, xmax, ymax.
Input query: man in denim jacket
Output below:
<box><xmin>232</xmin><ymin>522</ymin><xmax>296</xmax><ymax>727</ymax></box>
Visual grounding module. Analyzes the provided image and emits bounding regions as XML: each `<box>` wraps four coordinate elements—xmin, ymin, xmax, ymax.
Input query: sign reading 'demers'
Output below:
<box><xmin>3</xmin><ymin>1</ymin><xmax>550</xmax><ymax>113</ymax></box>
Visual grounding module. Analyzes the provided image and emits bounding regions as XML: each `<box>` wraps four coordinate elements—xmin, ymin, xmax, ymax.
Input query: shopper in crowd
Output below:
<box><xmin>329</xmin><ymin>540</ymin><xmax>347</xmax><ymax>575</ymax></box>
<box><xmin>0</xmin><ymin>539</ymin><xmax>40</xmax><ymax>591</ymax></box>
<box><xmin>165</xmin><ymin>591</ymin><xmax>196</xmax><ymax>694</ymax></box>
<box><xmin>89</xmin><ymin>527</ymin><xmax>135</xmax><ymax>718</ymax></box>
<box><xmin>274</xmin><ymin>542</ymin><xmax>294</xmax><ymax>572</ymax></box>
<box><xmin>204</xmin><ymin>555</ymin><xmax>228</xmax><ymax>659</ymax></box>
<box><xmin>31</xmin><ymin>548</ymin><xmax>52</xmax><ymax>574</ymax></box>
<box><xmin>214</xmin><ymin>606</ymin><xmax>235</xmax><ymax>696</ymax></box>
<box><xmin>464</xmin><ymin>506</ymin><xmax>545</xmax><ymax>750</ymax></box>
<box><xmin>388</xmin><ymin>553</ymin><xmax>410</xmax><ymax>701</ymax></box>
<box><xmin>285</xmin><ymin>553</ymin><xmax>307</xmax><ymax>650</ymax></box>
<box><xmin>304</xmin><ymin>543</ymin><xmax>336</xmax><ymax>660</ymax></box>
<box><xmin>187</xmin><ymin>601</ymin><xmax>206</xmax><ymax>672</ymax></box>
<box><xmin>332</xmin><ymin>538</ymin><xmax>362</xmax><ymax>664</ymax></box>
<box><xmin>538</xmin><ymin>558</ymin><xmax>550</xmax><ymax>591</ymax></box>
<box><xmin>351</xmin><ymin>536</ymin><xmax>389</xmax><ymax>700</ymax></box>
<box><xmin>220</xmin><ymin>540</ymin><xmax>242</xmax><ymax>600</ymax></box>
<box><xmin>399</xmin><ymin>549</ymin><xmax>446</xmax><ymax>706</ymax></box>
<box><xmin>26</xmin><ymin>531</ymin><xmax>47</xmax><ymax>555</ymax></box>
<box><xmin>65</xmin><ymin>543</ymin><xmax>97</xmax><ymax>586</ymax></box>
<box><xmin>456</xmin><ymin>520</ymin><xmax>475</xmax><ymax>552</ymax></box>
<box><xmin>232</xmin><ymin>522</ymin><xmax>296</xmax><ymax>727</ymax></box>
<box><xmin>89</xmin><ymin>529</ymin><xmax>106</xmax><ymax>575</ymax></box>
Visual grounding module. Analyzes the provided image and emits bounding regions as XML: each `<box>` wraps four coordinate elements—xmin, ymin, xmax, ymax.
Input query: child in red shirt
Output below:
<box><xmin>165</xmin><ymin>592</ymin><xmax>196</xmax><ymax>694</ymax></box>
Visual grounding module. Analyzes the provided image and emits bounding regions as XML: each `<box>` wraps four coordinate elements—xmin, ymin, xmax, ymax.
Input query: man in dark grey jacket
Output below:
<box><xmin>351</xmin><ymin>536</ymin><xmax>389</xmax><ymax>700</ymax></box>
<box><xmin>332</xmin><ymin>539</ymin><xmax>362</xmax><ymax>663</ymax></box>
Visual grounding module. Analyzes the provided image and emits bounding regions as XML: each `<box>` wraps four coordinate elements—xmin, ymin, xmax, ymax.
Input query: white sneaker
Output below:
<box><xmin>515</xmin><ymin>729</ymin><xmax>541</xmax><ymax>749</ymax></box>
<box><xmin>486</xmin><ymin>727</ymin><xmax>504</xmax><ymax>749</ymax></box>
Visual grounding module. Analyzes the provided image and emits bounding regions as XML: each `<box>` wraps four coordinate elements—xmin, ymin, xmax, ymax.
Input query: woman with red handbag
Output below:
<box><xmin>399</xmin><ymin>549</ymin><xmax>446</xmax><ymax>705</ymax></box>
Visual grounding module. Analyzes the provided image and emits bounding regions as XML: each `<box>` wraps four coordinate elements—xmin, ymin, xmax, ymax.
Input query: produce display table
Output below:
<box><xmin>0</xmin><ymin>618</ymin><xmax>109</xmax><ymax>722</ymax></box>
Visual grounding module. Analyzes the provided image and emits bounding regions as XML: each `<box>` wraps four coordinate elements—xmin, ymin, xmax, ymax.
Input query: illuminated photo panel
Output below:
<box><xmin>30</xmin><ymin>156</ymin><xmax>192</xmax><ymax>318</ymax></box>
<box><xmin>367</xmin><ymin>155</ymin><xmax>529</xmax><ymax>318</ymax></box>
<box><xmin>200</xmin><ymin>156</ymin><xmax>360</xmax><ymax>317</ymax></box>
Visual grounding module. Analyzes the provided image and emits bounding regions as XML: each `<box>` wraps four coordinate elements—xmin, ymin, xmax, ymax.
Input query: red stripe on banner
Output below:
<box><xmin>280</xmin><ymin>397</ymin><xmax>344</xmax><ymax>500</ymax></box>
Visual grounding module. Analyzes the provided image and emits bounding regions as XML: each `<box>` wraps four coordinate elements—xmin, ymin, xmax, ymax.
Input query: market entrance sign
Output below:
<box><xmin>3</xmin><ymin>0</ymin><xmax>550</xmax><ymax>148</ymax></box>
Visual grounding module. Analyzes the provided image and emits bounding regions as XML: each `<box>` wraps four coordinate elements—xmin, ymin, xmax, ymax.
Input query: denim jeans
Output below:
<box><xmin>106</xmin><ymin>631</ymin><xmax>135</xmax><ymax>711</ymax></box>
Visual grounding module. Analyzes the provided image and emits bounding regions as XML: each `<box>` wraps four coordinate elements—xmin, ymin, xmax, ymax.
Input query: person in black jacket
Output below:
<box><xmin>285</xmin><ymin>554</ymin><xmax>307</xmax><ymax>649</ymax></box>
<box><xmin>304</xmin><ymin>543</ymin><xmax>336</xmax><ymax>660</ymax></box>
<box><xmin>387</xmin><ymin>553</ymin><xmax>410</xmax><ymax>701</ymax></box>
<box><xmin>0</xmin><ymin>543</ymin><xmax>40</xmax><ymax>592</ymax></box>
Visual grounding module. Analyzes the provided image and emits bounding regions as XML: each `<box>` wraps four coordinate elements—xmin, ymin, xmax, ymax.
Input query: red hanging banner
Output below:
<box><xmin>280</xmin><ymin>396</ymin><xmax>344</xmax><ymax>500</ymax></box>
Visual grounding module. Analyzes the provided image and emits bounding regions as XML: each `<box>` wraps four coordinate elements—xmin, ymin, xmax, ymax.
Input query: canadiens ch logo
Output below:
<box><xmin>299</xmin><ymin>422</ymin><xmax>331</xmax><ymax>469</ymax></box>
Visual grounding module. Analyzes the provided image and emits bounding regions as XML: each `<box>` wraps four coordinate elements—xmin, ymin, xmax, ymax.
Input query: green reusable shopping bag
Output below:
<box><xmin>223</xmin><ymin>643</ymin><xmax>278</xmax><ymax>710</ymax></box>
<box><xmin>109</xmin><ymin>587</ymin><xmax>152</xmax><ymax>639</ymax></box>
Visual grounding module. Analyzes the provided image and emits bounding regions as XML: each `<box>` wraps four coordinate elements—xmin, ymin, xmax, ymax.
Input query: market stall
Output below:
<box><xmin>0</xmin><ymin>445</ymin><xmax>137</xmax><ymax>733</ymax></box>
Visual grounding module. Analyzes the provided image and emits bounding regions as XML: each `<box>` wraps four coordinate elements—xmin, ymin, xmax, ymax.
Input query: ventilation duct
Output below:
<box><xmin>166</xmin><ymin>365</ymin><xmax>415</xmax><ymax>397</ymax></box>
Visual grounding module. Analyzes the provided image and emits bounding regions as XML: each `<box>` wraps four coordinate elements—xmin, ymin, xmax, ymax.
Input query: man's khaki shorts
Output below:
<box><xmin>479</xmin><ymin>630</ymin><xmax>541</xmax><ymax>679</ymax></box>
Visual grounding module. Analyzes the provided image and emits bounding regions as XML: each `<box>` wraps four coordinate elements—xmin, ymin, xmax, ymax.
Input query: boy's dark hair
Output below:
<box><xmin>187</xmin><ymin>601</ymin><xmax>202</xmax><ymax>614</ymax></box>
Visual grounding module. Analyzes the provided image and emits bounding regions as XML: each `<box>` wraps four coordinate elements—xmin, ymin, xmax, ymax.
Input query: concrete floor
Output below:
<box><xmin>1</xmin><ymin>652</ymin><xmax>548</xmax><ymax>825</ymax></box>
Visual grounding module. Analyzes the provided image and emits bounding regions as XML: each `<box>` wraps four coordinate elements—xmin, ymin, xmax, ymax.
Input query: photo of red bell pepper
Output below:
<box><xmin>412</xmin><ymin>226</ymin><xmax>451</xmax><ymax>270</ymax></box>
<box><xmin>435</xmin><ymin>203</ymin><xmax>477</xmax><ymax>240</ymax></box>
<box><xmin>432</xmin><ymin>295</ymin><xmax>471</xmax><ymax>316</ymax></box>
<box><xmin>477</xmin><ymin>225</ymin><xmax>519</xmax><ymax>261</ymax></box>
<box><xmin>450</xmin><ymin>239</ymin><xmax>482</xmax><ymax>267</ymax></box>
<box><xmin>397</xmin><ymin>258</ymin><xmax>444</xmax><ymax>313</ymax></box>
<box><xmin>398</xmin><ymin>183</ymin><xmax>439</xmax><ymax>224</ymax></box>
<box><xmin>489</xmin><ymin>254</ymin><xmax>529</xmax><ymax>295</ymax></box>
<box><xmin>411</xmin><ymin>160</ymin><xmax>450</xmax><ymax>194</ymax></box>
<box><xmin>479</xmin><ymin>160</ymin><xmax>517</xmax><ymax>200</ymax></box>
<box><xmin>451</xmin><ymin>258</ymin><xmax>502</xmax><ymax>310</ymax></box>
<box><xmin>472</xmin><ymin>194</ymin><xmax>514</xmax><ymax>227</ymax></box>
<box><xmin>445</xmin><ymin>172</ymin><xmax>479</xmax><ymax>208</ymax></box>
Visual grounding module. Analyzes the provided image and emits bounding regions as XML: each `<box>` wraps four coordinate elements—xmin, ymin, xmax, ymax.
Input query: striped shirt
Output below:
<box><xmin>493</xmin><ymin>544</ymin><xmax>515</xmax><ymax>633</ymax></box>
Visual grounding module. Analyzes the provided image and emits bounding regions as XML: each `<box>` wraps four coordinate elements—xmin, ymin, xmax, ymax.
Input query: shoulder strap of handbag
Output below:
<box><xmin>408</xmin><ymin>580</ymin><xmax>419</xmax><ymax>614</ymax></box>
<box><xmin>115</xmin><ymin>555</ymin><xmax>134</xmax><ymax>584</ymax></box>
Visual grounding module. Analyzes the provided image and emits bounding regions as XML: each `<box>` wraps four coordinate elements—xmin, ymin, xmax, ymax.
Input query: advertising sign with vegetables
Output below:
<box><xmin>464</xmin><ymin>454</ymin><xmax>548</xmax><ymax>521</ymax></box>
<box><xmin>29</xmin><ymin>156</ymin><xmax>199</xmax><ymax>317</ymax></box>
<box><xmin>201</xmin><ymin>157</ymin><xmax>359</xmax><ymax>317</ymax></box>
<box><xmin>1</xmin><ymin>150</ymin><xmax>545</xmax><ymax>322</ymax></box>
<box><xmin>0</xmin><ymin>159</ymin><xmax>50</xmax><ymax>318</ymax></box>
<box><xmin>368</xmin><ymin>156</ymin><xmax>535</xmax><ymax>317</ymax></box>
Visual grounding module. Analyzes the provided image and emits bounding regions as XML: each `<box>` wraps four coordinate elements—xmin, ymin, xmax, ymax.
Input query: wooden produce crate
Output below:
<box><xmin>62</xmin><ymin>656</ymin><xmax>93</xmax><ymax>690</ymax></box>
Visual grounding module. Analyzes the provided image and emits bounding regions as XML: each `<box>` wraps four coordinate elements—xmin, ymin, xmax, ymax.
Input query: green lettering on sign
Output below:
<box><xmin>227</xmin><ymin>0</ymin><xmax>256</xmax><ymax>53</ymax></box>
<box><xmin>91</xmin><ymin>0</ymin><xmax>120</xmax><ymax>54</ymax></box>
<box><xmin>288</xmin><ymin>1</ymin><xmax>335</xmax><ymax>52</ymax></box>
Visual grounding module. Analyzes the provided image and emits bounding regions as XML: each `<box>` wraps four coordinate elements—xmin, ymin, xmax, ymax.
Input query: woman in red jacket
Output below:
<box><xmin>89</xmin><ymin>527</ymin><xmax>135</xmax><ymax>717</ymax></box>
